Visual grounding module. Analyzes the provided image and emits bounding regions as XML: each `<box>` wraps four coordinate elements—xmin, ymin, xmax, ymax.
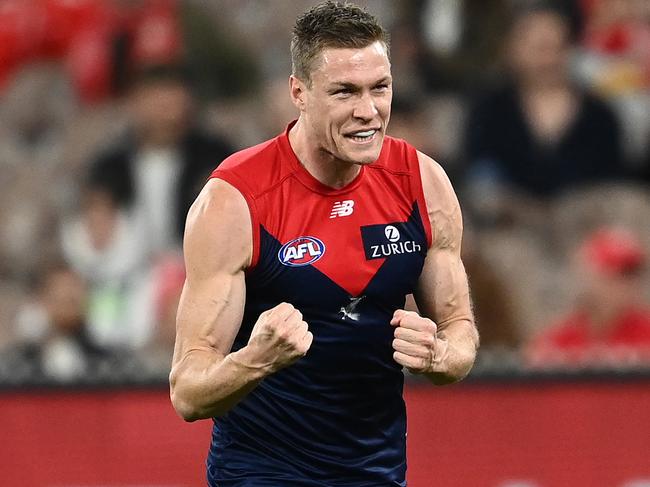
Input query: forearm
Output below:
<box><xmin>426</xmin><ymin>319</ymin><xmax>479</xmax><ymax>385</ymax></box>
<box><xmin>170</xmin><ymin>345</ymin><xmax>271</xmax><ymax>421</ymax></box>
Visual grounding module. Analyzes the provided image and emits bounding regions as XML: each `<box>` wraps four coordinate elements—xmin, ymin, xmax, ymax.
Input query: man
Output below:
<box><xmin>526</xmin><ymin>227</ymin><xmax>650</xmax><ymax>368</ymax></box>
<box><xmin>88</xmin><ymin>64</ymin><xmax>234</xmax><ymax>256</ymax></box>
<box><xmin>12</xmin><ymin>261</ymin><xmax>109</xmax><ymax>381</ymax></box>
<box><xmin>170</xmin><ymin>2</ymin><xmax>478</xmax><ymax>485</ymax></box>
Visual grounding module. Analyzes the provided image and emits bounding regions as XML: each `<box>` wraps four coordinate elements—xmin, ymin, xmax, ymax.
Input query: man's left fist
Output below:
<box><xmin>390</xmin><ymin>309</ymin><xmax>449</xmax><ymax>374</ymax></box>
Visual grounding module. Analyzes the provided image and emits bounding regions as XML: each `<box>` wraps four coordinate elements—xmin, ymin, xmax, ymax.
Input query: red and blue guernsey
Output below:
<box><xmin>208</xmin><ymin>122</ymin><xmax>432</xmax><ymax>486</ymax></box>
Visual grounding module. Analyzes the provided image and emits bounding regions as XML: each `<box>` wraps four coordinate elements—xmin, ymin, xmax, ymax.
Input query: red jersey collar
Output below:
<box><xmin>278</xmin><ymin>120</ymin><xmax>382</xmax><ymax>196</ymax></box>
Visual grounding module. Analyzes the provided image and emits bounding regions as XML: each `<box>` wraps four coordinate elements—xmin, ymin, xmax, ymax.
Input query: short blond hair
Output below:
<box><xmin>291</xmin><ymin>1</ymin><xmax>389</xmax><ymax>86</ymax></box>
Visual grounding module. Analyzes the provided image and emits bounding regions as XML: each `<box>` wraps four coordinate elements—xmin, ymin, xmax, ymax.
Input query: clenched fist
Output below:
<box><xmin>246</xmin><ymin>302</ymin><xmax>313</xmax><ymax>374</ymax></box>
<box><xmin>390</xmin><ymin>309</ymin><xmax>449</xmax><ymax>374</ymax></box>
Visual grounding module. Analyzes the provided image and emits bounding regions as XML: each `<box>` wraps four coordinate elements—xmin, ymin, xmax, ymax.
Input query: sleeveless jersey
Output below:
<box><xmin>207</xmin><ymin>122</ymin><xmax>432</xmax><ymax>486</ymax></box>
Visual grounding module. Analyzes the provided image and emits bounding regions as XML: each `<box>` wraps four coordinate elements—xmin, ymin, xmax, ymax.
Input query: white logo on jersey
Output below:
<box><xmin>340</xmin><ymin>295</ymin><xmax>365</xmax><ymax>321</ymax></box>
<box><xmin>330</xmin><ymin>200</ymin><xmax>355</xmax><ymax>219</ymax></box>
<box><xmin>278</xmin><ymin>237</ymin><xmax>325</xmax><ymax>267</ymax></box>
<box><xmin>384</xmin><ymin>225</ymin><xmax>400</xmax><ymax>242</ymax></box>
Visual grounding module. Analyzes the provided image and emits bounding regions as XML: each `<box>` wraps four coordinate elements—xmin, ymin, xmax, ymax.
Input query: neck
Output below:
<box><xmin>288</xmin><ymin>118</ymin><xmax>361</xmax><ymax>189</ymax></box>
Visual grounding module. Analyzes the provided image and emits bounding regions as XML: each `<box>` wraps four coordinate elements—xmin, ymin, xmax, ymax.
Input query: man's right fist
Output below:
<box><xmin>246</xmin><ymin>302</ymin><xmax>313</xmax><ymax>373</ymax></box>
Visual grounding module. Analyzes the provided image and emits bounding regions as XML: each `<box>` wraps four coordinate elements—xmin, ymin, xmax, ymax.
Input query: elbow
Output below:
<box><xmin>169</xmin><ymin>370</ymin><xmax>204</xmax><ymax>422</ymax></box>
<box><xmin>172</xmin><ymin>395</ymin><xmax>228</xmax><ymax>421</ymax></box>
<box><xmin>170</xmin><ymin>390</ymin><xmax>202</xmax><ymax>422</ymax></box>
<box><xmin>169</xmin><ymin>369</ymin><xmax>229</xmax><ymax>421</ymax></box>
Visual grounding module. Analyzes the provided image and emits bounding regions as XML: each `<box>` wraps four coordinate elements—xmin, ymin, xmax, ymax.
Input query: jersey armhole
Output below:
<box><xmin>407</xmin><ymin>146</ymin><xmax>433</xmax><ymax>249</ymax></box>
<box><xmin>209</xmin><ymin>172</ymin><xmax>261</xmax><ymax>271</ymax></box>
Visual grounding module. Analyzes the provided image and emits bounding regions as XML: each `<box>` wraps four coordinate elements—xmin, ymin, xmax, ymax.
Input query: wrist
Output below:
<box><xmin>227</xmin><ymin>346</ymin><xmax>275</xmax><ymax>379</ymax></box>
<box><xmin>430</xmin><ymin>336</ymin><xmax>450</xmax><ymax>369</ymax></box>
<box><xmin>424</xmin><ymin>338</ymin><xmax>474</xmax><ymax>385</ymax></box>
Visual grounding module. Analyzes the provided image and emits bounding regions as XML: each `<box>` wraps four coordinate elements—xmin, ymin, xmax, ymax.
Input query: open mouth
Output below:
<box><xmin>345</xmin><ymin>129</ymin><xmax>379</xmax><ymax>143</ymax></box>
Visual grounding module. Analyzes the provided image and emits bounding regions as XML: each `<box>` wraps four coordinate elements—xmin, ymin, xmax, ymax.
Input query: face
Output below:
<box><xmin>292</xmin><ymin>41</ymin><xmax>392</xmax><ymax>165</ymax></box>
<box><xmin>509</xmin><ymin>11</ymin><xmax>570</xmax><ymax>86</ymax></box>
<box><xmin>575</xmin><ymin>253</ymin><xmax>641</xmax><ymax>312</ymax></box>
<box><xmin>130</xmin><ymin>81</ymin><xmax>191</xmax><ymax>146</ymax></box>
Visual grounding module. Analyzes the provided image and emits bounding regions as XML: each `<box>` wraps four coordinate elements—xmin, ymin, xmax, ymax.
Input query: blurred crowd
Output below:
<box><xmin>1</xmin><ymin>0</ymin><xmax>650</xmax><ymax>383</ymax></box>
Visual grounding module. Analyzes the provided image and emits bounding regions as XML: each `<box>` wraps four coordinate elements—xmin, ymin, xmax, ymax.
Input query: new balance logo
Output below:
<box><xmin>330</xmin><ymin>200</ymin><xmax>355</xmax><ymax>218</ymax></box>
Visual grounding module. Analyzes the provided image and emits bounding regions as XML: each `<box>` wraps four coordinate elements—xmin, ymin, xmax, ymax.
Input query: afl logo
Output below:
<box><xmin>278</xmin><ymin>236</ymin><xmax>326</xmax><ymax>267</ymax></box>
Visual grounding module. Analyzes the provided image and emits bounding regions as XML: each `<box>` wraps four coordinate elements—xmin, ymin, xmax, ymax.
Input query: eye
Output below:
<box><xmin>373</xmin><ymin>84</ymin><xmax>389</xmax><ymax>92</ymax></box>
<box><xmin>332</xmin><ymin>88</ymin><xmax>353</xmax><ymax>97</ymax></box>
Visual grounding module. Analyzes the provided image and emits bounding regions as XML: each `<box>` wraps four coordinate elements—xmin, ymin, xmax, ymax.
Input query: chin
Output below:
<box><xmin>354</xmin><ymin>154</ymin><xmax>381</xmax><ymax>165</ymax></box>
<box><xmin>338</xmin><ymin>151</ymin><xmax>379</xmax><ymax>165</ymax></box>
<box><xmin>342</xmin><ymin>140</ymin><xmax>384</xmax><ymax>165</ymax></box>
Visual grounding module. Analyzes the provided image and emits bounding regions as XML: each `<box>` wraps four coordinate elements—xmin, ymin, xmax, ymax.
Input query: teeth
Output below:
<box><xmin>351</xmin><ymin>130</ymin><xmax>376</xmax><ymax>137</ymax></box>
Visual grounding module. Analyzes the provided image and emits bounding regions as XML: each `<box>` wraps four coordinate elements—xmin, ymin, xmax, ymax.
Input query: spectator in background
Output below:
<box><xmin>526</xmin><ymin>228</ymin><xmax>650</xmax><ymax>368</ymax></box>
<box><xmin>11</xmin><ymin>261</ymin><xmax>109</xmax><ymax>381</ymax></box>
<box><xmin>580</xmin><ymin>0</ymin><xmax>650</xmax><ymax>94</ymax></box>
<box><xmin>464</xmin><ymin>1</ymin><xmax>624</xmax><ymax>224</ymax></box>
<box><xmin>576</xmin><ymin>0</ymin><xmax>650</xmax><ymax>176</ymax></box>
<box><xmin>0</xmin><ymin>64</ymin><xmax>75</xmax><ymax>281</ymax></box>
<box><xmin>0</xmin><ymin>0</ymin><xmax>183</xmax><ymax>104</ymax></box>
<box><xmin>59</xmin><ymin>187</ymin><xmax>153</xmax><ymax>350</ymax></box>
<box><xmin>87</xmin><ymin>64</ymin><xmax>233</xmax><ymax>257</ymax></box>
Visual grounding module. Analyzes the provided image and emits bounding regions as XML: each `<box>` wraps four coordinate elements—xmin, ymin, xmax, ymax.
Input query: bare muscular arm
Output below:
<box><xmin>169</xmin><ymin>179</ymin><xmax>312</xmax><ymax>421</ymax></box>
<box><xmin>390</xmin><ymin>152</ymin><xmax>479</xmax><ymax>385</ymax></box>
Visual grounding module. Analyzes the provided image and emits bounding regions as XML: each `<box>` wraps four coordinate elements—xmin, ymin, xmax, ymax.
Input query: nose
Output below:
<box><xmin>352</xmin><ymin>92</ymin><xmax>378</xmax><ymax>121</ymax></box>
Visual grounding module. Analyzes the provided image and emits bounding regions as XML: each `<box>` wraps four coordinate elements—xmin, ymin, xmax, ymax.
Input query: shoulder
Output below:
<box><xmin>185</xmin><ymin>178</ymin><xmax>252</xmax><ymax>272</ymax></box>
<box><xmin>579</xmin><ymin>89</ymin><xmax>618</xmax><ymax>125</ymax></box>
<box><xmin>87</xmin><ymin>139</ymin><xmax>134</xmax><ymax>201</ymax></box>
<box><xmin>416</xmin><ymin>152</ymin><xmax>462</xmax><ymax>249</ymax></box>
<box><xmin>417</xmin><ymin>152</ymin><xmax>460</xmax><ymax>215</ymax></box>
<box><xmin>580</xmin><ymin>89</ymin><xmax>613</xmax><ymax>111</ymax></box>
<box><xmin>212</xmin><ymin>136</ymin><xmax>291</xmax><ymax>198</ymax></box>
<box><xmin>185</xmin><ymin>129</ymin><xmax>233</xmax><ymax>153</ymax></box>
<box><xmin>468</xmin><ymin>83</ymin><xmax>515</xmax><ymax>115</ymax></box>
<box><xmin>216</xmin><ymin>138</ymin><xmax>276</xmax><ymax>171</ymax></box>
<box><xmin>90</xmin><ymin>138</ymin><xmax>131</xmax><ymax>172</ymax></box>
<box><xmin>417</xmin><ymin>152</ymin><xmax>454</xmax><ymax>190</ymax></box>
<box><xmin>182</xmin><ymin>130</ymin><xmax>235</xmax><ymax>167</ymax></box>
<box><xmin>188</xmin><ymin>178</ymin><xmax>251</xmax><ymax>237</ymax></box>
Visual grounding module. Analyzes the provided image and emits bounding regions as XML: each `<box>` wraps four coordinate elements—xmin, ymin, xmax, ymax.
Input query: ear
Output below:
<box><xmin>289</xmin><ymin>75</ymin><xmax>308</xmax><ymax>111</ymax></box>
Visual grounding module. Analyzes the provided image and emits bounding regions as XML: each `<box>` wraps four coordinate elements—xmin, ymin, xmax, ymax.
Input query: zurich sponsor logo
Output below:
<box><xmin>278</xmin><ymin>236</ymin><xmax>326</xmax><ymax>267</ymax></box>
<box><xmin>384</xmin><ymin>225</ymin><xmax>400</xmax><ymax>242</ymax></box>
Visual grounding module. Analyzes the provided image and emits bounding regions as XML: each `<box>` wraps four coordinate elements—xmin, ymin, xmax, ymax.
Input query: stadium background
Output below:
<box><xmin>0</xmin><ymin>0</ymin><xmax>649</xmax><ymax>486</ymax></box>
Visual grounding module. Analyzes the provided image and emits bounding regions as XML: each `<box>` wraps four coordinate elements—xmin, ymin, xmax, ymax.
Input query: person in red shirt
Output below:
<box><xmin>526</xmin><ymin>227</ymin><xmax>650</xmax><ymax>368</ymax></box>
